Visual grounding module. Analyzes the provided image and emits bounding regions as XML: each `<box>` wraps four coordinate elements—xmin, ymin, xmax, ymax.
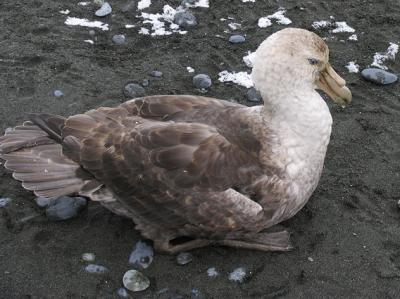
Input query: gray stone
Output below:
<box><xmin>112</xmin><ymin>34</ymin><xmax>126</xmax><ymax>44</ymax></box>
<box><xmin>193</xmin><ymin>74</ymin><xmax>212</xmax><ymax>89</ymax></box>
<box><xmin>150</xmin><ymin>70</ymin><xmax>163</xmax><ymax>77</ymax></box>
<box><xmin>174</xmin><ymin>11</ymin><xmax>197</xmax><ymax>28</ymax></box>
<box><xmin>95</xmin><ymin>2</ymin><xmax>112</xmax><ymax>17</ymax></box>
<box><xmin>0</xmin><ymin>198</ymin><xmax>12</xmax><ymax>208</ymax></box>
<box><xmin>124</xmin><ymin>83</ymin><xmax>145</xmax><ymax>98</ymax></box>
<box><xmin>34</xmin><ymin>197</ymin><xmax>53</xmax><ymax>208</ymax></box>
<box><xmin>229</xmin><ymin>35</ymin><xmax>245</xmax><ymax>44</ymax></box>
<box><xmin>89</xmin><ymin>30</ymin><xmax>96</xmax><ymax>36</ymax></box>
<box><xmin>129</xmin><ymin>240</ymin><xmax>154</xmax><ymax>269</ymax></box>
<box><xmin>176</xmin><ymin>252</ymin><xmax>193</xmax><ymax>265</ymax></box>
<box><xmin>123</xmin><ymin>269</ymin><xmax>150</xmax><ymax>292</ymax></box>
<box><xmin>117</xmin><ymin>287</ymin><xmax>129</xmax><ymax>297</ymax></box>
<box><xmin>181</xmin><ymin>0</ymin><xmax>197</xmax><ymax>7</ymax></box>
<box><xmin>361</xmin><ymin>68</ymin><xmax>398</xmax><ymax>85</ymax></box>
<box><xmin>142</xmin><ymin>79</ymin><xmax>149</xmax><ymax>87</ymax></box>
<box><xmin>85</xmin><ymin>264</ymin><xmax>108</xmax><ymax>274</ymax></box>
<box><xmin>82</xmin><ymin>253</ymin><xmax>96</xmax><ymax>262</ymax></box>
<box><xmin>45</xmin><ymin>196</ymin><xmax>87</xmax><ymax>221</ymax></box>
<box><xmin>246</xmin><ymin>87</ymin><xmax>262</xmax><ymax>102</ymax></box>
<box><xmin>54</xmin><ymin>90</ymin><xmax>64</xmax><ymax>97</ymax></box>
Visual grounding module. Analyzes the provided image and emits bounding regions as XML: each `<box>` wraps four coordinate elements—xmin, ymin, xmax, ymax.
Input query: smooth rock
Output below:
<box><xmin>112</xmin><ymin>34</ymin><xmax>126</xmax><ymax>44</ymax></box>
<box><xmin>193</xmin><ymin>74</ymin><xmax>212</xmax><ymax>89</ymax></box>
<box><xmin>150</xmin><ymin>70</ymin><xmax>163</xmax><ymax>78</ymax></box>
<box><xmin>246</xmin><ymin>87</ymin><xmax>262</xmax><ymax>102</ymax></box>
<box><xmin>54</xmin><ymin>90</ymin><xmax>64</xmax><ymax>97</ymax></box>
<box><xmin>82</xmin><ymin>253</ymin><xmax>96</xmax><ymax>262</ymax></box>
<box><xmin>142</xmin><ymin>79</ymin><xmax>149</xmax><ymax>87</ymax></box>
<box><xmin>174</xmin><ymin>11</ymin><xmax>197</xmax><ymax>28</ymax></box>
<box><xmin>95</xmin><ymin>2</ymin><xmax>112</xmax><ymax>17</ymax></box>
<box><xmin>361</xmin><ymin>68</ymin><xmax>398</xmax><ymax>85</ymax></box>
<box><xmin>129</xmin><ymin>240</ymin><xmax>154</xmax><ymax>269</ymax></box>
<box><xmin>229</xmin><ymin>35</ymin><xmax>245</xmax><ymax>44</ymax></box>
<box><xmin>176</xmin><ymin>252</ymin><xmax>193</xmax><ymax>265</ymax></box>
<box><xmin>0</xmin><ymin>198</ymin><xmax>12</xmax><ymax>208</ymax></box>
<box><xmin>85</xmin><ymin>264</ymin><xmax>108</xmax><ymax>274</ymax></box>
<box><xmin>124</xmin><ymin>83</ymin><xmax>145</xmax><ymax>98</ymax></box>
<box><xmin>117</xmin><ymin>287</ymin><xmax>129</xmax><ymax>297</ymax></box>
<box><xmin>123</xmin><ymin>269</ymin><xmax>150</xmax><ymax>292</ymax></box>
<box><xmin>45</xmin><ymin>196</ymin><xmax>87</xmax><ymax>221</ymax></box>
<box><xmin>34</xmin><ymin>197</ymin><xmax>53</xmax><ymax>208</ymax></box>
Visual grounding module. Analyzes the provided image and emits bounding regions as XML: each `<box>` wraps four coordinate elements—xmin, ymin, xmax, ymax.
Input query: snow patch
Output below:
<box><xmin>186</xmin><ymin>66</ymin><xmax>195</xmax><ymax>73</ymax></box>
<box><xmin>125</xmin><ymin>24</ymin><xmax>135</xmax><ymax>29</ymax></box>
<box><xmin>228</xmin><ymin>267</ymin><xmax>246</xmax><ymax>282</ymax></box>
<box><xmin>65</xmin><ymin>17</ymin><xmax>109</xmax><ymax>31</ymax></box>
<box><xmin>242</xmin><ymin>0</ymin><xmax>256</xmax><ymax>2</ymax></box>
<box><xmin>332</xmin><ymin>21</ymin><xmax>355</xmax><ymax>33</ymax></box>
<box><xmin>311</xmin><ymin>20</ymin><xmax>331</xmax><ymax>29</ymax></box>
<box><xmin>346</xmin><ymin>61</ymin><xmax>359</xmax><ymax>73</ymax></box>
<box><xmin>84</xmin><ymin>39</ymin><xmax>94</xmax><ymax>44</ymax></box>
<box><xmin>228</xmin><ymin>22</ymin><xmax>241</xmax><ymax>30</ymax></box>
<box><xmin>138</xmin><ymin>5</ymin><xmax>187</xmax><ymax>36</ymax></box>
<box><xmin>218</xmin><ymin>71</ymin><xmax>254</xmax><ymax>88</ymax></box>
<box><xmin>243</xmin><ymin>51</ymin><xmax>256</xmax><ymax>68</ymax></box>
<box><xmin>371</xmin><ymin>43</ymin><xmax>399</xmax><ymax>70</ymax></box>
<box><xmin>348</xmin><ymin>34</ymin><xmax>358</xmax><ymax>41</ymax></box>
<box><xmin>258</xmin><ymin>8</ymin><xmax>292</xmax><ymax>28</ymax></box>
<box><xmin>184</xmin><ymin>0</ymin><xmax>209</xmax><ymax>8</ymax></box>
<box><xmin>138</xmin><ymin>0</ymin><xmax>151</xmax><ymax>10</ymax></box>
<box><xmin>78</xmin><ymin>1</ymin><xmax>90</xmax><ymax>6</ymax></box>
<box><xmin>207</xmin><ymin>267</ymin><xmax>219</xmax><ymax>277</ymax></box>
<box><xmin>60</xmin><ymin>9</ymin><xmax>70</xmax><ymax>15</ymax></box>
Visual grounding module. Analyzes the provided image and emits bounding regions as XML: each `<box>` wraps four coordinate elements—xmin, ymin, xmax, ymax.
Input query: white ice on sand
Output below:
<box><xmin>348</xmin><ymin>34</ymin><xmax>358</xmax><ymax>41</ymax></box>
<box><xmin>84</xmin><ymin>39</ymin><xmax>94</xmax><ymax>44</ymax></box>
<box><xmin>228</xmin><ymin>267</ymin><xmax>246</xmax><ymax>282</ymax></box>
<box><xmin>59</xmin><ymin>9</ymin><xmax>70</xmax><ymax>15</ymax></box>
<box><xmin>311</xmin><ymin>20</ymin><xmax>355</xmax><ymax>33</ymax></box>
<box><xmin>218</xmin><ymin>70</ymin><xmax>254</xmax><ymax>88</ymax></box>
<box><xmin>184</xmin><ymin>0</ymin><xmax>209</xmax><ymax>8</ymax></box>
<box><xmin>186</xmin><ymin>66</ymin><xmax>195</xmax><ymax>73</ymax></box>
<box><xmin>207</xmin><ymin>267</ymin><xmax>219</xmax><ymax>277</ymax></box>
<box><xmin>138</xmin><ymin>0</ymin><xmax>151</xmax><ymax>10</ymax></box>
<box><xmin>138</xmin><ymin>5</ymin><xmax>187</xmax><ymax>36</ymax></box>
<box><xmin>65</xmin><ymin>17</ymin><xmax>109</xmax><ymax>31</ymax></box>
<box><xmin>346</xmin><ymin>61</ymin><xmax>359</xmax><ymax>73</ymax></box>
<box><xmin>371</xmin><ymin>43</ymin><xmax>399</xmax><ymax>70</ymax></box>
<box><xmin>258</xmin><ymin>8</ymin><xmax>292</xmax><ymax>28</ymax></box>
<box><xmin>243</xmin><ymin>51</ymin><xmax>256</xmax><ymax>68</ymax></box>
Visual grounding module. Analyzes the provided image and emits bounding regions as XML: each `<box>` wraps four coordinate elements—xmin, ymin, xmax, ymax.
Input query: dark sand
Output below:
<box><xmin>1</xmin><ymin>0</ymin><xmax>400</xmax><ymax>298</ymax></box>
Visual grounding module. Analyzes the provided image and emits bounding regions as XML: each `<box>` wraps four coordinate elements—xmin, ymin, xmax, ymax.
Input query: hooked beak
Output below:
<box><xmin>316</xmin><ymin>63</ymin><xmax>352</xmax><ymax>107</ymax></box>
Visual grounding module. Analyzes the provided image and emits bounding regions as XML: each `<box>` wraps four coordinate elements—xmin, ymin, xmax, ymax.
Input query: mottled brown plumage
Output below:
<box><xmin>0</xmin><ymin>29</ymin><xmax>352</xmax><ymax>253</ymax></box>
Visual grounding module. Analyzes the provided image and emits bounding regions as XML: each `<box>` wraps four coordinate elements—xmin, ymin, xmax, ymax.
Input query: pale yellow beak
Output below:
<box><xmin>316</xmin><ymin>63</ymin><xmax>352</xmax><ymax>107</ymax></box>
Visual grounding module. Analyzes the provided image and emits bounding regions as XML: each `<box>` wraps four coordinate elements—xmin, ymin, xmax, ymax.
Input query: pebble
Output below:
<box><xmin>229</xmin><ymin>35</ymin><xmax>246</xmax><ymax>44</ymax></box>
<box><xmin>228</xmin><ymin>267</ymin><xmax>246</xmax><ymax>282</ymax></box>
<box><xmin>117</xmin><ymin>287</ymin><xmax>129</xmax><ymax>297</ymax></box>
<box><xmin>112</xmin><ymin>34</ymin><xmax>126</xmax><ymax>44</ymax></box>
<box><xmin>181</xmin><ymin>0</ymin><xmax>197</xmax><ymax>6</ymax></box>
<box><xmin>45</xmin><ymin>196</ymin><xmax>87</xmax><ymax>221</ymax></box>
<box><xmin>174</xmin><ymin>11</ymin><xmax>197</xmax><ymax>28</ymax></box>
<box><xmin>124</xmin><ymin>83</ymin><xmax>145</xmax><ymax>98</ymax></box>
<box><xmin>0</xmin><ymin>198</ymin><xmax>12</xmax><ymax>208</ymax></box>
<box><xmin>246</xmin><ymin>87</ymin><xmax>262</xmax><ymax>102</ymax></box>
<box><xmin>361</xmin><ymin>68</ymin><xmax>398</xmax><ymax>85</ymax></box>
<box><xmin>193</xmin><ymin>74</ymin><xmax>212</xmax><ymax>89</ymax></box>
<box><xmin>176</xmin><ymin>252</ymin><xmax>193</xmax><ymax>265</ymax></box>
<box><xmin>34</xmin><ymin>197</ymin><xmax>53</xmax><ymax>208</ymax></box>
<box><xmin>142</xmin><ymin>79</ymin><xmax>149</xmax><ymax>87</ymax></box>
<box><xmin>95</xmin><ymin>2</ymin><xmax>112</xmax><ymax>17</ymax></box>
<box><xmin>85</xmin><ymin>264</ymin><xmax>108</xmax><ymax>274</ymax></box>
<box><xmin>89</xmin><ymin>29</ymin><xmax>96</xmax><ymax>36</ymax></box>
<box><xmin>82</xmin><ymin>253</ymin><xmax>96</xmax><ymax>262</ymax></box>
<box><xmin>54</xmin><ymin>90</ymin><xmax>64</xmax><ymax>97</ymax></box>
<box><xmin>150</xmin><ymin>70</ymin><xmax>163</xmax><ymax>78</ymax></box>
<box><xmin>123</xmin><ymin>269</ymin><xmax>150</xmax><ymax>292</ymax></box>
<box><xmin>207</xmin><ymin>267</ymin><xmax>219</xmax><ymax>277</ymax></box>
<box><xmin>129</xmin><ymin>240</ymin><xmax>154</xmax><ymax>269</ymax></box>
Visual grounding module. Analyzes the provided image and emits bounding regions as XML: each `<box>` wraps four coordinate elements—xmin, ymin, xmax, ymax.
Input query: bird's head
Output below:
<box><xmin>252</xmin><ymin>28</ymin><xmax>352</xmax><ymax>108</ymax></box>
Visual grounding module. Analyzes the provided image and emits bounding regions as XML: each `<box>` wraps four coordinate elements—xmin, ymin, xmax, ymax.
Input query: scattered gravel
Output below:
<box><xmin>176</xmin><ymin>252</ymin><xmax>193</xmax><ymax>265</ymax></box>
<box><xmin>112</xmin><ymin>34</ymin><xmax>126</xmax><ymax>44</ymax></box>
<box><xmin>193</xmin><ymin>74</ymin><xmax>212</xmax><ymax>89</ymax></box>
<box><xmin>229</xmin><ymin>35</ymin><xmax>245</xmax><ymax>44</ymax></box>
<box><xmin>174</xmin><ymin>11</ymin><xmax>197</xmax><ymax>28</ymax></box>
<box><xmin>124</xmin><ymin>83</ymin><xmax>146</xmax><ymax>98</ymax></box>
<box><xmin>361</xmin><ymin>68</ymin><xmax>398</xmax><ymax>85</ymax></box>
<box><xmin>45</xmin><ymin>196</ymin><xmax>87</xmax><ymax>221</ymax></box>
<box><xmin>123</xmin><ymin>269</ymin><xmax>150</xmax><ymax>292</ymax></box>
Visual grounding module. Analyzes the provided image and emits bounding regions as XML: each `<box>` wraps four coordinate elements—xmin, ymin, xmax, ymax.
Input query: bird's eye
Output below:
<box><xmin>308</xmin><ymin>58</ymin><xmax>320</xmax><ymax>65</ymax></box>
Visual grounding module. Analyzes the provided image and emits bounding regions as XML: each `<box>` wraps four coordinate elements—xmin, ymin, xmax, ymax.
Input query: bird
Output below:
<box><xmin>0</xmin><ymin>28</ymin><xmax>351</xmax><ymax>253</ymax></box>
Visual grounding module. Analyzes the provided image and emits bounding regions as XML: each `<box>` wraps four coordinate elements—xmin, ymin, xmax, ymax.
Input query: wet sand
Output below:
<box><xmin>1</xmin><ymin>0</ymin><xmax>400</xmax><ymax>298</ymax></box>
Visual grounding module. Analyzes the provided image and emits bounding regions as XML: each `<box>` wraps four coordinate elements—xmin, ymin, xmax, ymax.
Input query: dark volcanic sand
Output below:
<box><xmin>1</xmin><ymin>0</ymin><xmax>400</xmax><ymax>298</ymax></box>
